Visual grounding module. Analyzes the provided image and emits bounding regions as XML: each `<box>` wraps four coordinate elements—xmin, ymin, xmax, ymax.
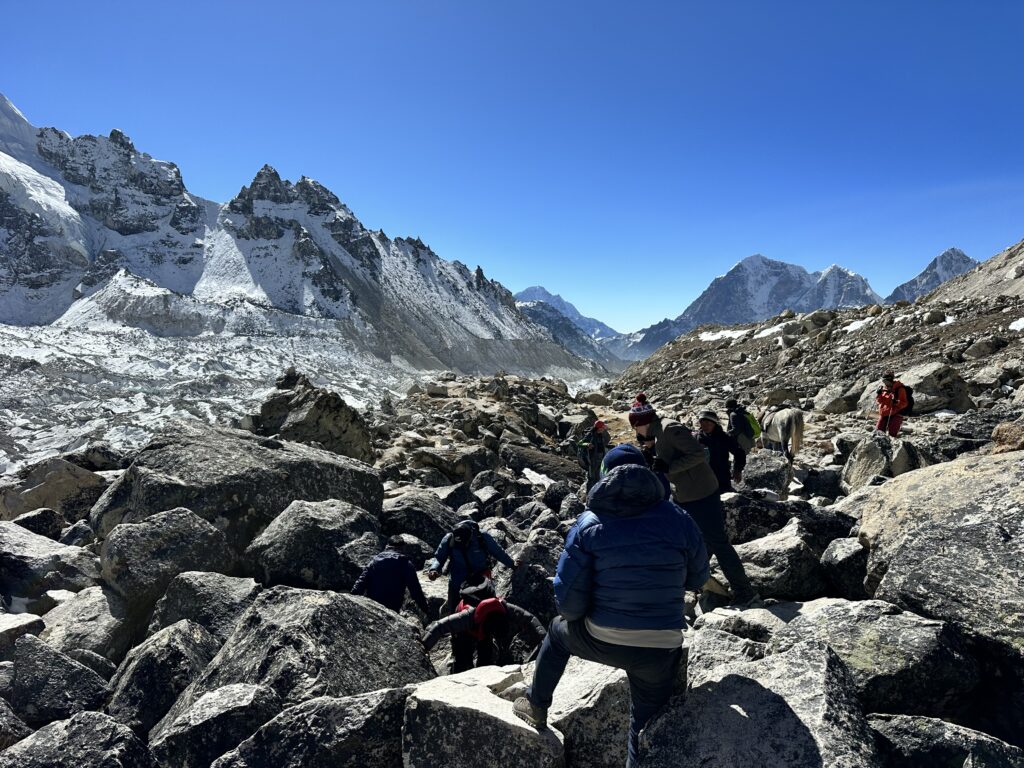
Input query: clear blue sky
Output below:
<box><xmin>4</xmin><ymin>1</ymin><xmax>1023</xmax><ymax>332</ymax></box>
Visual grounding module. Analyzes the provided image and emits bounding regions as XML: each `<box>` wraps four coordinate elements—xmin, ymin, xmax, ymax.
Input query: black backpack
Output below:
<box><xmin>899</xmin><ymin>385</ymin><xmax>915</xmax><ymax>417</ymax></box>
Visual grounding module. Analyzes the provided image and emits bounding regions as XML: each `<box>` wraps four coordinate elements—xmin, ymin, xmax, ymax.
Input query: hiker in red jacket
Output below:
<box><xmin>420</xmin><ymin>576</ymin><xmax>546</xmax><ymax>673</ymax></box>
<box><xmin>875</xmin><ymin>370</ymin><xmax>909</xmax><ymax>437</ymax></box>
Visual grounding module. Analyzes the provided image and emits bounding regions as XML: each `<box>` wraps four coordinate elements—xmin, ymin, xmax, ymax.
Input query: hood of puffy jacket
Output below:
<box><xmin>586</xmin><ymin>463</ymin><xmax>666</xmax><ymax>517</ymax></box>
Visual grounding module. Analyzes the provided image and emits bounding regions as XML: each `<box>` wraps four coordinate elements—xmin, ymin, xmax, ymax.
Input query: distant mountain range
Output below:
<box><xmin>523</xmin><ymin>251</ymin><xmax>978</xmax><ymax>362</ymax></box>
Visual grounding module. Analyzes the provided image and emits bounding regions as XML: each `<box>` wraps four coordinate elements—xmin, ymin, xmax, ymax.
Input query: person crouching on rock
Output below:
<box><xmin>876</xmin><ymin>370</ymin><xmax>908</xmax><ymax>437</ymax></box>
<box><xmin>420</xmin><ymin>575</ymin><xmax>546</xmax><ymax>674</ymax></box>
<box><xmin>351</xmin><ymin>535</ymin><xmax>430</xmax><ymax>617</ymax></box>
<box><xmin>428</xmin><ymin>519</ymin><xmax>516</xmax><ymax>615</ymax></box>
<box><xmin>513</xmin><ymin>445</ymin><xmax>710</xmax><ymax>768</ymax></box>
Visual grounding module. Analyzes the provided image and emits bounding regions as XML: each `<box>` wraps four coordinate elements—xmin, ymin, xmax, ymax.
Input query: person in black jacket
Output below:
<box><xmin>421</xmin><ymin>576</ymin><xmax>546</xmax><ymax>673</ymax></box>
<box><xmin>725</xmin><ymin>398</ymin><xmax>756</xmax><ymax>453</ymax></box>
<box><xmin>352</xmin><ymin>536</ymin><xmax>430</xmax><ymax>615</ymax></box>
<box><xmin>696</xmin><ymin>410</ymin><xmax>746</xmax><ymax>494</ymax></box>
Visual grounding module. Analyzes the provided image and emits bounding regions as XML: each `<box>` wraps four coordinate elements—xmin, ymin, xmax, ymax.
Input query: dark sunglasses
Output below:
<box><xmin>636</xmin><ymin>433</ymin><xmax>655</xmax><ymax>443</ymax></box>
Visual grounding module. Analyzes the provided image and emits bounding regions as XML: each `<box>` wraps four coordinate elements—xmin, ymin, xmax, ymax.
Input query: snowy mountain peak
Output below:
<box><xmin>884</xmin><ymin>247</ymin><xmax>979</xmax><ymax>303</ymax></box>
<box><xmin>0</xmin><ymin>92</ymin><xmax>41</xmax><ymax>163</ymax></box>
<box><xmin>514</xmin><ymin>285</ymin><xmax>620</xmax><ymax>339</ymax></box>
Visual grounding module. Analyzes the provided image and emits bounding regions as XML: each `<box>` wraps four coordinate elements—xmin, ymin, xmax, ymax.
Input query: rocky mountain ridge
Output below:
<box><xmin>883</xmin><ymin>247</ymin><xmax>978</xmax><ymax>304</ymax></box>
<box><xmin>514</xmin><ymin>286</ymin><xmax>620</xmax><ymax>339</ymax></box>
<box><xmin>0</xmin><ymin>94</ymin><xmax>597</xmax><ymax>379</ymax></box>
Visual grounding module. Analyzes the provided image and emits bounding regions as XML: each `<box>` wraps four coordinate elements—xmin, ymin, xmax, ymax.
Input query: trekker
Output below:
<box><xmin>421</xmin><ymin>576</ymin><xmax>546</xmax><ymax>673</ymax></box>
<box><xmin>578</xmin><ymin>420</ymin><xmax>612</xmax><ymax>491</ymax></box>
<box><xmin>428</xmin><ymin>519</ymin><xmax>516</xmax><ymax>615</ymax></box>
<box><xmin>876</xmin><ymin>370</ymin><xmax>909</xmax><ymax>437</ymax></box>
<box><xmin>513</xmin><ymin>445</ymin><xmax>709</xmax><ymax>767</ymax></box>
<box><xmin>696</xmin><ymin>410</ymin><xmax>746</xmax><ymax>494</ymax></box>
<box><xmin>352</xmin><ymin>535</ymin><xmax>430</xmax><ymax>615</ymax></box>
<box><xmin>724</xmin><ymin>398</ymin><xmax>757</xmax><ymax>453</ymax></box>
<box><xmin>629</xmin><ymin>394</ymin><xmax>758</xmax><ymax>607</ymax></box>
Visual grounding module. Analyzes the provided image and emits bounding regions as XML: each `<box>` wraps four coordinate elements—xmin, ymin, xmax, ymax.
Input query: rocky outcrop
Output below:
<box><xmin>242</xmin><ymin>369</ymin><xmax>374</xmax><ymax>463</ymax></box>
<box><xmin>721</xmin><ymin>518</ymin><xmax>826</xmax><ymax>601</ymax></box>
<box><xmin>0</xmin><ymin>711</ymin><xmax>158</xmax><ymax>768</ymax></box>
<box><xmin>0</xmin><ymin>521</ymin><xmax>99</xmax><ymax>598</ymax></box>
<box><xmin>154</xmin><ymin>586</ymin><xmax>434</xmax><ymax>738</ymax></box>
<box><xmin>147</xmin><ymin>571</ymin><xmax>261</xmax><ymax>644</ymax></box>
<box><xmin>100</xmin><ymin>507</ymin><xmax>233</xmax><ymax>612</ymax></box>
<box><xmin>151</xmin><ymin>683</ymin><xmax>282</xmax><ymax>768</ymax></box>
<box><xmin>106</xmin><ymin>620</ymin><xmax>220</xmax><ymax>736</ymax></box>
<box><xmin>0</xmin><ymin>458</ymin><xmax>107</xmax><ymax>521</ymax></box>
<box><xmin>839</xmin><ymin>435</ymin><xmax>931</xmax><ymax>492</ymax></box>
<box><xmin>402</xmin><ymin>666</ymin><xmax>565</xmax><ymax>768</ymax></box>
<box><xmin>869</xmin><ymin>714</ymin><xmax>1024</xmax><ymax>767</ymax></box>
<box><xmin>89</xmin><ymin>422</ymin><xmax>383</xmax><ymax>552</ymax></box>
<box><xmin>9</xmin><ymin>634</ymin><xmax>108</xmax><ymax>727</ymax></box>
<box><xmin>738</xmin><ymin>452</ymin><xmax>792</xmax><ymax>496</ymax></box>
<box><xmin>211</xmin><ymin>687</ymin><xmax>411</xmax><ymax>768</ymax></box>
<box><xmin>768</xmin><ymin>599</ymin><xmax>977</xmax><ymax>715</ymax></box>
<box><xmin>379</xmin><ymin>491</ymin><xmax>462</xmax><ymax>549</ymax></box>
<box><xmin>244</xmin><ymin>499</ymin><xmax>381</xmax><ymax>591</ymax></box>
<box><xmin>639</xmin><ymin>640</ymin><xmax>880</xmax><ymax>767</ymax></box>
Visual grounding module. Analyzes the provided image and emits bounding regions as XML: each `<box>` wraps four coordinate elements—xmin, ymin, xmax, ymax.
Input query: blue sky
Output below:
<box><xmin>4</xmin><ymin>1</ymin><xmax>1023</xmax><ymax>332</ymax></box>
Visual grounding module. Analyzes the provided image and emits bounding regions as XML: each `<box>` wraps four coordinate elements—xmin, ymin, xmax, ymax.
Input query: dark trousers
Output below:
<box><xmin>451</xmin><ymin>632</ymin><xmax>494</xmax><ymax>673</ymax></box>
<box><xmin>527</xmin><ymin>617</ymin><xmax>681</xmax><ymax>768</ymax></box>
<box><xmin>683</xmin><ymin>492</ymin><xmax>754</xmax><ymax>599</ymax></box>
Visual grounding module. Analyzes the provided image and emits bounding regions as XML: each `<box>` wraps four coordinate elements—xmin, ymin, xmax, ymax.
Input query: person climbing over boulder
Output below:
<box><xmin>421</xmin><ymin>575</ymin><xmax>546</xmax><ymax>673</ymax></box>
<box><xmin>876</xmin><ymin>370</ymin><xmax>910</xmax><ymax>437</ymax></box>
<box><xmin>428</xmin><ymin>519</ymin><xmax>516</xmax><ymax>615</ymax></box>
<box><xmin>512</xmin><ymin>444</ymin><xmax>709</xmax><ymax>768</ymax></box>
<box><xmin>696</xmin><ymin>410</ymin><xmax>746</xmax><ymax>494</ymax></box>
<box><xmin>352</xmin><ymin>535</ymin><xmax>430</xmax><ymax>616</ymax></box>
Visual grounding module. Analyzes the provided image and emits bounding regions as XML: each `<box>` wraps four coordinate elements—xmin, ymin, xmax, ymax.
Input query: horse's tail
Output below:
<box><xmin>790</xmin><ymin>410</ymin><xmax>804</xmax><ymax>457</ymax></box>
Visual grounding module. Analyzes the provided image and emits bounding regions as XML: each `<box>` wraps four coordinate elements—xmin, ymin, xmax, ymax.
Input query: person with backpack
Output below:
<box><xmin>420</xmin><ymin>575</ymin><xmax>546</xmax><ymax>673</ymax></box>
<box><xmin>629</xmin><ymin>394</ymin><xmax>758</xmax><ymax>607</ymax></box>
<box><xmin>512</xmin><ymin>444</ymin><xmax>709</xmax><ymax>768</ymax></box>
<box><xmin>725</xmin><ymin>398</ymin><xmax>759</xmax><ymax>453</ymax></box>
<box><xmin>876</xmin><ymin>370</ymin><xmax>910</xmax><ymax>437</ymax></box>
<box><xmin>428</xmin><ymin>519</ymin><xmax>516</xmax><ymax>615</ymax></box>
<box><xmin>696</xmin><ymin>410</ymin><xmax>746</xmax><ymax>494</ymax></box>
<box><xmin>577</xmin><ymin>420</ymin><xmax>611</xmax><ymax>491</ymax></box>
<box><xmin>352</xmin><ymin>535</ymin><xmax>430</xmax><ymax>616</ymax></box>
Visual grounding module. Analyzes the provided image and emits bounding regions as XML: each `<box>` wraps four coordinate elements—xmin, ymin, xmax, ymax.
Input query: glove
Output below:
<box><xmin>427</xmin><ymin>570</ymin><xmax>439</xmax><ymax>581</ymax></box>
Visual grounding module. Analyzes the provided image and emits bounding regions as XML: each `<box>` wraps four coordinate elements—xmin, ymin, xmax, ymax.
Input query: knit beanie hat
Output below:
<box><xmin>600</xmin><ymin>444</ymin><xmax>648</xmax><ymax>477</ymax></box>
<box><xmin>697</xmin><ymin>410</ymin><xmax>720</xmax><ymax>425</ymax></box>
<box><xmin>628</xmin><ymin>401</ymin><xmax>656</xmax><ymax>427</ymax></box>
<box><xmin>594</xmin><ymin>420</ymin><xmax>606</xmax><ymax>431</ymax></box>
<box><xmin>725</xmin><ymin>398</ymin><xmax>738</xmax><ymax>411</ymax></box>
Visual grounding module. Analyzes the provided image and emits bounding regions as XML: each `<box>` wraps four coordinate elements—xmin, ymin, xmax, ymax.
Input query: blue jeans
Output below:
<box><xmin>683</xmin><ymin>492</ymin><xmax>754</xmax><ymax>599</ymax></box>
<box><xmin>526</xmin><ymin>617</ymin><xmax>681</xmax><ymax>768</ymax></box>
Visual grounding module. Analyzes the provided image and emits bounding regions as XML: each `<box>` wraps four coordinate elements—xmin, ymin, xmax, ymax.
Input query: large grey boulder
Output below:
<box><xmin>638</xmin><ymin>640</ymin><xmax>880</xmax><ymax>767</ymax></box>
<box><xmin>211</xmin><ymin>687</ymin><xmax>411</xmax><ymax>768</ymax></box>
<box><xmin>100</xmin><ymin>507</ymin><xmax>234</xmax><ymax>612</ymax></box>
<box><xmin>868</xmin><ymin>714</ymin><xmax>1024</xmax><ymax>768</ymax></box>
<box><xmin>739</xmin><ymin>452</ymin><xmax>793</xmax><ymax>496</ymax></box>
<box><xmin>410</xmin><ymin>445</ymin><xmax>499</xmax><ymax>484</ymax></box>
<box><xmin>38</xmin><ymin>585</ymin><xmax>134</xmax><ymax>664</ymax></box>
<box><xmin>154</xmin><ymin>586</ymin><xmax>434</xmax><ymax>737</ymax></box>
<box><xmin>769</xmin><ymin>599</ymin><xmax>977</xmax><ymax>715</ymax></box>
<box><xmin>687</xmin><ymin>628</ymin><xmax>766</xmax><ymax>689</ymax></box>
<box><xmin>720</xmin><ymin>518</ymin><xmax>826</xmax><ymax>601</ymax></box>
<box><xmin>380</xmin><ymin>491</ymin><xmax>462</xmax><ymax>547</ymax></box>
<box><xmin>243</xmin><ymin>369</ymin><xmax>374</xmax><ymax>463</ymax></box>
<box><xmin>403</xmin><ymin>665</ymin><xmax>565</xmax><ymax>768</ymax></box>
<box><xmin>721</xmin><ymin>493</ymin><xmax>855</xmax><ymax>550</ymax></box>
<box><xmin>820</xmin><ymin>538</ymin><xmax>869</xmax><ymax>600</ymax></box>
<box><xmin>856</xmin><ymin>362</ymin><xmax>974</xmax><ymax>415</ymax></box>
<box><xmin>148</xmin><ymin>571</ymin><xmax>261</xmax><ymax>643</ymax></box>
<box><xmin>244</xmin><ymin>499</ymin><xmax>381</xmax><ymax>591</ymax></box>
<box><xmin>498</xmin><ymin>443</ymin><xmax>584</xmax><ymax>486</ymax></box>
<box><xmin>0</xmin><ymin>711</ymin><xmax>158</xmax><ymax>768</ymax></box>
<box><xmin>12</xmin><ymin>508</ymin><xmax>64</xmax><ymax>540</ymax></box>
<box><xmin>495</xmin><ymin>527</ymin><xmax>561</xmax><ymax>628</ymax></box>
<box><xmin>10</xmin><ymin>634</ymin><xmax>108</xmax><ymax>727</ymax></box>
<box><xmin>840</xmin><ymin>436</ymin><xmax>931</xmax><ymax>492</ymax></box>
<box><xmin>814</xmin><ymin>378</ymin><xmax>869</xmax><ymax>414</ymax></box>
<box><xmin>0</xmin><ymin>697</ymin><xmax>31</xmax><ymax>750</ymax></box>
<box><xmin>0</xmin><ymin>521</ymin><xmax>99</xmax><ymax>598</ymax></box>
<box><xmin>106</xmin><ymin>620</ymin><xmax>220</xmax><ymax>737</ymax></box>
<box><xmin>693</xmin><ymin>598</ymin><xmax>847</xmax><ymax>644</ymax></box>
<box><xmin>151</xmin><ymin>683</ymin><xmax>282</xmax><ymax>768</ymax></box>
<box><xmin>89</xmin><ymin>422</ymin><xmax>383</xmax><ymax>552</ymax></box>
<box><xmin>0</xmin><ymin>458</ymin><xmax>107</xmax><ymax>522</ymax></box>
<box><xmin>0</xmin><ymin>613</ymin><xmax>44</xmax><ymax>661</ymax></box>
<box><xmin>845</xmin><ymin>452</ymin><xmax>1024</xmax><ymax>595</ymax></box>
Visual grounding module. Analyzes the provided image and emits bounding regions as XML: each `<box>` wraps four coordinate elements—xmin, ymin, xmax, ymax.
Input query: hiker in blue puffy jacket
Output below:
<box><xmin>428</xmin><ymin>519</ymin><xmax>517</xmax><ymax>614</ymax></box>
<box><xmin>352</xmin><ymin>536</ymin><xmax>430</xmax><ymax>616</ymax></box>
<box><xmin>514</xmin><ymin>444</ymin><xmax>709</xmax><ymax>768</ymax></box>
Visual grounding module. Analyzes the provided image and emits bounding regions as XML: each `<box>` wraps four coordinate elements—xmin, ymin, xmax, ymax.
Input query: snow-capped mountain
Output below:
<box><xmin>514</xmin><ymin>286</ymin><xmax>620</xmax><ymax>339</ymax></box>
<box><xmin>604</xmin><ymin>254</ymin><xmax>882</xmax><ymax>360</ymax></box>
<box><xmin>516</xmin><ymin>299</ymin><xmax>627</xmax><ymax>372</ymax></box>
<box><xmin>927</xmin><ymin>238</ymin><xmax>1024</xmax><ymax>304</ymax></box>
<box><xmin>0</xmin><ymin>94</ymin><xmax>598</xmax><ymax>378</ymax></box>
<box><xmin>884</xmin><ymin>247</ymin><xmax>979</xmax><ymax>303</ymax></box>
